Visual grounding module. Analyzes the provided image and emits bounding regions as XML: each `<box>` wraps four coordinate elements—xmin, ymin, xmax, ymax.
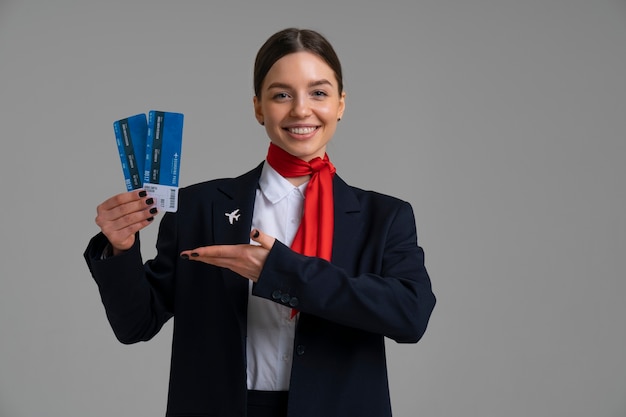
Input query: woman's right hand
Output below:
<box><xmin>95</xmin><ymin>190</ymin><xmax>157</xmax><ymax>255</ymax></box>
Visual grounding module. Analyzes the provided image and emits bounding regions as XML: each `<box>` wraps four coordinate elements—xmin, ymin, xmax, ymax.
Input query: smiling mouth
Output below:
<box><xmin>286</xmin><ymin>126</ymin><xmax>318</xmax><ymax>135</ymax></box>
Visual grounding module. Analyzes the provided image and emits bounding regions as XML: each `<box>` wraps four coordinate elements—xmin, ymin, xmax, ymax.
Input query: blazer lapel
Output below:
<box><xmin>331</xmin><ymin>175</ymin><xmax>362</xmax><ymax>267</ymax></box>
<box><xmin>212</xmin><ymin>162</ymin><xmax>263</xmax><ymax>244</ymax></box>
<box><xmin>212</xmin><ymin>163</ymin><xmax>263</xmax><ymax>336</ymax></box>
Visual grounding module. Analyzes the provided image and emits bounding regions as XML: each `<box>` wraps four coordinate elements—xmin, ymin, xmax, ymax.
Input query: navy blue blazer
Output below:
<box><xmin>84</xmin><ymin>163</ymin><xmax>435</xmax><ymax>417</ymax></box>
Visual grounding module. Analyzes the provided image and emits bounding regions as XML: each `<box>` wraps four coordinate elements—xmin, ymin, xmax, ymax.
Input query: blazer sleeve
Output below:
<box><xmin>253</xmin><ymin>200</ymin><xmax>436</xmax><ymax>344</ymax></box>
<box><xmin>83</xmin><ymin>212</ymin><xmax>178</xmax><ymax>344</ymax></box>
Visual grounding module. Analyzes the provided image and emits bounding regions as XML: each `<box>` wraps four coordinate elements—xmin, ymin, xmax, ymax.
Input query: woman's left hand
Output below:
<box><xmin>180</xmin><ymin>229</ymin><xmax>276</xmax><ymax>282</ymax></box>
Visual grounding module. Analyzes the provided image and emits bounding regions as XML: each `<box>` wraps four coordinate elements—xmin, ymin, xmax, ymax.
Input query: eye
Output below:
<box><xmin>272</xmin><ymin>92</ymin><xmax>291</xmax><ymax>101</ymax></box>
<box><xmin>311</xmin><ymin>90</ymin><xmax>328</xmax><ymax>98</ymax></box>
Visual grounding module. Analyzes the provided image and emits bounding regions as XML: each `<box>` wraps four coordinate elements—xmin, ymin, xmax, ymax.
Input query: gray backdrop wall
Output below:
<box><xmin>0</xmin><ymin>0</ymin><xmax>624</xmax><ymax>416</ymax></box>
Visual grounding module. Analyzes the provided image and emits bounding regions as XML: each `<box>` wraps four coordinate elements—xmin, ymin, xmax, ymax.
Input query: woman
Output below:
<box><xmin>85</xmin><ymin>28</ymin><xmax>435</xmax><ymax>417</ymax></box>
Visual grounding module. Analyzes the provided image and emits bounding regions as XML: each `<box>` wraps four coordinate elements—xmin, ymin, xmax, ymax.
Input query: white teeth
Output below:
<box><xmin>288</xmin><ymin>126</ymin><xmax>316</xmax><ymax>134</ymax></box>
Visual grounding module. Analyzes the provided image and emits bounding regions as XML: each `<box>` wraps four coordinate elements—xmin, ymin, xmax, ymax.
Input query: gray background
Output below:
<box><xmin>0</xmin><ymin>0</ymin><xmax>624</xmax><ymax>416</ymax></box>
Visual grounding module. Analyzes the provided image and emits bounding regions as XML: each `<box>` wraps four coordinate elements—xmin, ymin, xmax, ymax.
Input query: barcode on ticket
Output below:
<box><xmin>144</xmin><ymin>183</ymin><xmax>179</xmax><ymax>213</ymax></box>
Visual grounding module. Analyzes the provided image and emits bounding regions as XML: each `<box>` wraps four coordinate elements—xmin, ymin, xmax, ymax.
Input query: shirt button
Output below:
<box><xmin>296</xmin><ymin>345</ymin><xmax>306</xmax><ymax>356</ymax></box>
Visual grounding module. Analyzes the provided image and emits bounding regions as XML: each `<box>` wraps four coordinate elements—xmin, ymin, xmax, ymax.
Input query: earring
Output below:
<box><xmin>337</xmin><ymin>117</ymin><xmax>341</xmax><ymax>122</ymax></box>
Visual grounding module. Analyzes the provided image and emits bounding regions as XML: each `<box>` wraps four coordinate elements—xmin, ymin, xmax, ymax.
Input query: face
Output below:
<box><xmin>254</xmin><ymin>51</ymin><xmax>346</xmax><ymax>161</ymax></box>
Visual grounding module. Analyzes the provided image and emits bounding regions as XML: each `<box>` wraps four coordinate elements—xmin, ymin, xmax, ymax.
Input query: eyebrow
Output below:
<box><xmin>266</xmin><ymin>79</ymin><xmax>334</xmax><ymax>90</ymax></box>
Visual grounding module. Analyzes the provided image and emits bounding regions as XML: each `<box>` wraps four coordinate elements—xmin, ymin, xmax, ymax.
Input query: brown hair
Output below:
<box><xmin>253</xmin><ymin>28</ymin><xmax>343</xmax><ymax>98</ymax></box>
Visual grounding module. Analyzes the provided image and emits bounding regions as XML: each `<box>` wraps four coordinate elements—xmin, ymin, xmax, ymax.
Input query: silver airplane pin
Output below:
<box><xmin>225</xmin><ymin>209</ymin><xmax>241</xmax><ymax>225</ymax></box>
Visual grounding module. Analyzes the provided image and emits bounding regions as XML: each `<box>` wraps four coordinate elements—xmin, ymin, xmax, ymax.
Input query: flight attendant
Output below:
<box><xmin>85</xmin><ymin>27</ymin><xmax>436</xmax><ymax>417</ymax></box>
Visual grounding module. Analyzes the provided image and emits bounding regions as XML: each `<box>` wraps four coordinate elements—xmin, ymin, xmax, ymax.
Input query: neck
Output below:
<box><xmin>286</xmin><ymin>174</ymin><xmax>310</xmax><ymax>187</ymax></box>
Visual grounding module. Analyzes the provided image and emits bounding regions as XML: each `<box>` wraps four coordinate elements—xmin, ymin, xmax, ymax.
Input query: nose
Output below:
<box><xmin>290</xmin><ymin>96</ymin><xmax>312</xmax><ymax>118</ymax></box>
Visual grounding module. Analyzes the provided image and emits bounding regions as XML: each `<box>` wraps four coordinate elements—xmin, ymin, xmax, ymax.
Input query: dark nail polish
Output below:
<box><xmin>149</xmin><ymin>207</ymin><xmax>158</xmax><ymax>214</ymax></box>
<box><xmin>147</xmin><ymin>217</ymin><xmax>154</xmax><ymax>222</ymax></box>
<box><xmin>146</xmin><ymin>198</ymin><xmax>154</xmax><ymax>205</ymax></box>
<box><xmin>191</xmin><ymin>252</ymin><xmax>199</xmax><ymax>257</ymax></box>
<box><xmin>139</xmin><ymin>190</ymin><xmax>147</xmax><ymax>197</ymax></box>
<box><xmin>252</xmin><ymin>230</ymin><xmax>260</xmax><ymax>238</ymax></box>
<box><xmin>180</xmin><ymin>253</ymin><xmax>189</xmax><ymax>260</ymax></box>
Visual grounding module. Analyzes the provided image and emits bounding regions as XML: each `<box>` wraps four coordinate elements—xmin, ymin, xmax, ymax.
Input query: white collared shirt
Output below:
<box><xmin>246</xmin><ymin>162</ymin><xmax>307</xmax><ymax>390</ymax></box>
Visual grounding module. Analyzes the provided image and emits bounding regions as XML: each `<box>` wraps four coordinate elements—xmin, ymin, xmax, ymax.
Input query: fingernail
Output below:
<box><xmin>180</xmin><ymin>254</ymin><xmax>189</xmax><ymax>260</ymax></box>
<box><xmin>149</xmin><ymin>207</ymin><xmax>158</xmax><ymax>214</ymax></box>
<box><xmin>252</xmin><ymin>229</ymin><xmax>260</xmax><ymax>238</ymax></box>
<box><xmin>146</xmin><ymin>198</ymin><xmax>154</xmax><ymax>205</ymax></box>
<box><xmin>139</xmin><ymin>190</ymin><xmax>147</xmax><ymax>197</ymax></box>
<box><xmin>147</xmin><ymin>217</ymin><xmax>154</xmax><ymax>222</ymax></box>
<box><xmin>191</xmin><ymin>252</ymin><xmax>199</xmax><ymax>257</ymax></box>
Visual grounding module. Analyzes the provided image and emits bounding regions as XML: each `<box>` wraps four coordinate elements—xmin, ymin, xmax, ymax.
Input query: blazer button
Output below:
<box><xmin>289</xmin><ymin>297</ymin><xmax>299</xmax><ymax>307</ymax></box>
<box><xmin>280</xmin><ymin>293</ymin><xmax>291</xmax><ymax>304</ymax></box>
<box><xmin>272</xmin><ymin>290</ymin><xmax>282</xmax><ymax>300</ymax></box>
<box><xmin>296</xmin><ymin>345</ymin><xmax>305</xmax><ymax>356</ymax></box>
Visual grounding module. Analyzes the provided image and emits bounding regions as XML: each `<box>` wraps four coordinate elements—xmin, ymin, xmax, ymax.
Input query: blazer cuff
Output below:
<box><xmin>83</xmin><ymin>232</ymin><xmax>141</xmax><ymax>277</ymax></box>
<box><xmin>252</xmin><ymin>241</ymin><xmax>305</xmax><ymax>309</ymax></box>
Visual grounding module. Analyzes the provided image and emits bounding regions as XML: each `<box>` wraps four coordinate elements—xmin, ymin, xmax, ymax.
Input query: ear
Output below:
<box><xmin>253</xmin><ymin>96</ymin><xmax>264</xmax><ymax>125</ymax></box>
<box><xmin>337</xmin><ymin>91</ymin><xmax>346</xmax><ymax>120</ymax></box>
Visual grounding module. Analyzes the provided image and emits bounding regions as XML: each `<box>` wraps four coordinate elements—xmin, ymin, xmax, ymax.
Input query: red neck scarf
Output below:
<box><xmin>266</xmin><ymin>143</ymin><xmax>336</xmax><ymax>316</ymax></box>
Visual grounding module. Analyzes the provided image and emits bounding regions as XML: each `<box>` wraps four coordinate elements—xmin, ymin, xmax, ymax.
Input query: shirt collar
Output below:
<box><xmin>259</xmin><ymin>161</ymin><xmax>308</xmax><ymax>204</ymax></box>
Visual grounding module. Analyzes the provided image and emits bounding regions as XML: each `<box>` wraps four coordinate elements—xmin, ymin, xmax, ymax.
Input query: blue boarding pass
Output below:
<box><xmin>113</xmin><ymin>114</ymin><xmax>148</xmax><ymax>191</ymax></box>
<box><xmin>143</xmin><ymin>110</ymin><xmax>184</xmax><ymax>212</ymax></box>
